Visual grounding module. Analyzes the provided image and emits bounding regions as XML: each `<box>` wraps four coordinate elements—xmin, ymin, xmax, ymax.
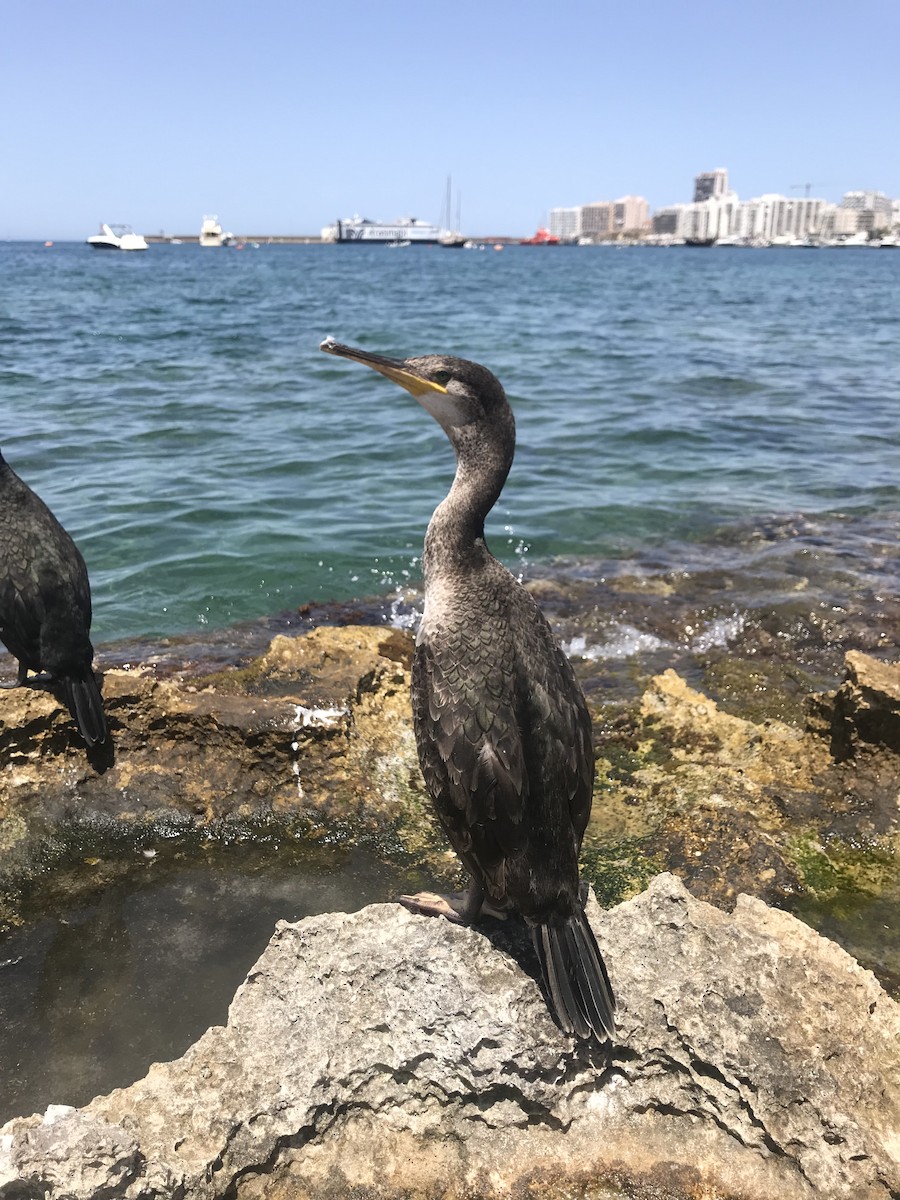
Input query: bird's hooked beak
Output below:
<box><xmin>319</xmin><ymin>338</ymin><xmax>448</xmax><ymax>399</ymax></box>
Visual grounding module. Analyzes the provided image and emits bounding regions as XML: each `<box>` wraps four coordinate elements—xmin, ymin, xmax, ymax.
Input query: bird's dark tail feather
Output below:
<box><xmin>532</xmin><ymin>908</ymin><xmax>616</xmax><ymax>1041</ymax></box>
<box><xmin>63</xmin><ymin>673</ymin><xmax>107</xmax><ymax>747</ymax></box>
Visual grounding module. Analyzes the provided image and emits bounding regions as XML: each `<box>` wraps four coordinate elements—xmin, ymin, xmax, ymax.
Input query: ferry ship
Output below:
<box><xmin>321</xmin><ymin>216</ymin><xmax>445</xmax><ymax>244</ymax></box>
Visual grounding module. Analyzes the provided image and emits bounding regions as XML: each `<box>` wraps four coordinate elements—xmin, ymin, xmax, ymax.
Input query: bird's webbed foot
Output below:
<box><xmin>2</xmin><ymin>664</ymin><xmax>32</xmax><ymax>689</ymax></box>
<box><xmin>3</xmin><ymin>665</ymin><xmax>54</xmax><ymax>690</ymax></box>
<box><xmin>398</xmin><ymin>883</ymin><xmax>507</xmax><ymax>925</ymax></box>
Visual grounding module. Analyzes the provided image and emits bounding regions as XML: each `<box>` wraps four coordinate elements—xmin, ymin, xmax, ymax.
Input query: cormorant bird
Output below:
<box><xmin>320</xmin><ymin>337</ymin><xmax>615</xmax><ymax>1040</ymax></box>
<box><xmin>0</xmin><ymin>450</ymin><xmax>107</xmax><ymax>746</ymax></box>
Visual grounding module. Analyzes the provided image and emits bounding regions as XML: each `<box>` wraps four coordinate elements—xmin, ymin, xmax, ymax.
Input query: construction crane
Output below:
<box><xmin>791</xmin><ymin>182</ymin><xmax>826</xmax><ymax>198</ymax></box>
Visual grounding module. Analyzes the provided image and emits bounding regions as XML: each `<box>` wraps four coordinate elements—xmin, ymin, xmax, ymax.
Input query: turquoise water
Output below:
<box><xmin>1</xmin><ymin>240</ymin><xmax>898</xmax><ymax>645</ymax></box>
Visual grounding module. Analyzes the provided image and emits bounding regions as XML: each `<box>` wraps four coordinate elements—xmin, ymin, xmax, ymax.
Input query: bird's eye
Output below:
<box><xmin>432</xmin><ymin>370</ymin><xmax>452</xmax><ymax>386</ymax></box>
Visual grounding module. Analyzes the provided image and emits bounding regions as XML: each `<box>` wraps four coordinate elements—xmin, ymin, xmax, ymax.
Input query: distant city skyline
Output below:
<box><xmin>550</xmin><ymin>169</ymin><xmax>899</xmax><ymax>245</ymax></box>
<box><xmin>3</xmin><ymin>0</ymin><xmax>899</xmax><ymax>241</ymax></box>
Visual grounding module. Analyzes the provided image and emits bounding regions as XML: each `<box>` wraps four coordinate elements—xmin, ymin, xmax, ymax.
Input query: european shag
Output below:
<box><xmin>0</xmin><ymin>450</ymin><xmax>107</xmax><ymax>746</ymax></box>
<box><xmin>320</xmin><ymin>337</ymin><xmax>615</xmax><ymax>1040</ymax></box>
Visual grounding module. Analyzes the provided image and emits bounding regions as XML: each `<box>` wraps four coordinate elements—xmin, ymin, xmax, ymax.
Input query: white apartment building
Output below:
<box><xmin>842</xmin><ymin>190</ymin><xmax>885</xmax><ymax>210</ymax></box>
<box><xmin>841</xmin><ymin>190</ymin><xmax>893</xmax><ymax>232</ymax></box>
<box><xmin>683</xmin><ymin>192</ymin><xmax>740</xmax><ymax>240</ymax></box>
<box><xmin>548</xmin><ymin>206</ymin><xmax>582</xmax><ymax>240</ymax></box>
<box><xmin>773</xmin><ymin>196</ymin><xmax>828</xmax><ymax>238</ymax></box>
<box><xmin>733</xmin><ymin>194</ymin><xmax>835</xmax><ymax>241</ymax></box>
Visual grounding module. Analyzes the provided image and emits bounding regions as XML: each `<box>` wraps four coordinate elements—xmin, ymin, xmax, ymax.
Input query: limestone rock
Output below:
<box><xmin>640</xmin><ymin>668</ymin><xmax>831</xmax><ymax>795</ymax></box>
<box><xmin>809</xmin><ymin>650</ymin><xmax>900</xmax><ymax>759</ymax></box>
<box><xmin>626</xmin><ymin>670</ymin><xmax>833</xmax><ymax>905</ymax></box>
<box><xmin>1</xmin><ymin>874</ymin><xmax>897</xmax><ymax>1200</ymax></box>
<box><xmin>0</xmin><ymin>627</ymin><xmax>426</xmax><ymax>926</ymax></box>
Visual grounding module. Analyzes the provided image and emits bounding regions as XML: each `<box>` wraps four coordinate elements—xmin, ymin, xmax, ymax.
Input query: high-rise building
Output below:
<box><xmin>842</xmin><ymin>190</ymin><xmax>883</xmax><ymax>210</ymax></box>
<box><xmin>576</xmin><ymin>196</ymin><xmax>648</xmax><ymax>240</ymax></box>
<box><xmin>683</xmin><ymin>192</ymin><xmax>739</xmax><ymax>241</ymax></box>
<box><xmin>580</xmin><ymin>202</ymin><xmax>614</xmax><ymax>238</ymax></box>
<box><xmin>821</xmin><ymin>206</ymin><xmax>859</xmax><ymax>237</ymax></box>
<box><xmin>693</xmin><ymin>168</ymin><xmax>729</xmax><ymax>203</ymax></box>
<box><xmin>734</xmin><ymin>194</ymin><xmax>832</xmax><ymax>240</ymax></box>
<box><xmin>613</xmin><ymin>195</ymin><xmax>649</xmax><ymax>233</ymax></box>
<box><xmin>652</xmin><ymin>205</ymin><xmax>689</xmax><ymax>237</ymax></box>
<box><xmin>841</xmin><ymin>190</ymin><xmax>893</xmax><ymax>232</ymax></box>
<box><xmin>548</xmin><ymin>207</ymin><xmax>582</xmax><ymax>240</ymax></box>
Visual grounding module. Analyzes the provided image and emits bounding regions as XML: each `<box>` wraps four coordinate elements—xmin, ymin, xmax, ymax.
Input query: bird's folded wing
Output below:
<box><xmin>412</xmin><ymin>637</ymin><xmax>528</xmax><ymax>892</ymax></box>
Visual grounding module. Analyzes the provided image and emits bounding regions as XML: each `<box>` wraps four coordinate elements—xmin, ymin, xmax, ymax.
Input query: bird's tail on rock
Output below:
<box><xmin>63</xmin><ymin>673</ymin><xmax>107</xmax><ymax>747</ymax></box>
<box><xmin>532</xmin><ymin>908</ymin><xmax>616</xmax><ymax>1041</ymax></box>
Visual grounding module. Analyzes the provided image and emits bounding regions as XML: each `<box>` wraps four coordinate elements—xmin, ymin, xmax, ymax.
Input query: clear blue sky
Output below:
<box><xmin>3</xmin><ymin>0</ymin><xmax>898</xmax><ymax>240</ymax></box>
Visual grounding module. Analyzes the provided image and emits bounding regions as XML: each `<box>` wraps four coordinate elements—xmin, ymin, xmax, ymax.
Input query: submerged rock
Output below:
<box><xmin>1</xmin><ymin>873</ymin><xmax>898</xmax><ymax>1200</ymax></box>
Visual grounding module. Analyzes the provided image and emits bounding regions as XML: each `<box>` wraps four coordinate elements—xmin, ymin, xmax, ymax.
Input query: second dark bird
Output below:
<box><xmin>320</xmin><ymin>338</ymin><xmax>615</xmax><ymax>1041</ymax></box>
<box><xmin>0</xmin><ymin>450</ymin><xmax>107</xmax><ymax>746</ymax></box>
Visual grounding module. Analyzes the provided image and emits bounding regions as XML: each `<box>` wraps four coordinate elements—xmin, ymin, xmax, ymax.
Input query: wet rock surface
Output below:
<box><xmin>1</xmin><ymin>874</ymin><xmax>898</xmax><ymax>1200</ymax></box>
<box><xmin>810</xmin><ymin>648</ymin><xmax>900</xmax><ymax>759</ymax></box>
<box><xmin>3</xmin><ymin>621</ymin><xmax>900</xmax><ymax>989</ymax></box>
<box><xmin>2</xmin><ymin>518</ymin><xmax>900</xmax><ymax>1195</ymax></box>
<box><xmin>583</xmin><ymin>652</ymin><xmax>900</xmax><ymax>991</ymax></box>
<box><xmin>0</xmin><ymin>627</ymin><xmax>430</xmax><ymax>931</ymax></box>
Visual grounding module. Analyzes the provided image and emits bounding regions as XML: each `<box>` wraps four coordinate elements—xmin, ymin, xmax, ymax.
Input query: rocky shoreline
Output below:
<box><xmin>2</xmin><ymin>555</ymin><xmax>900</xmax><ymax>1197</ymax></box>
<box><xmin>3</xmin><ymin>613</ymin><xmax>900</xmax><ymax>967</ymax></box>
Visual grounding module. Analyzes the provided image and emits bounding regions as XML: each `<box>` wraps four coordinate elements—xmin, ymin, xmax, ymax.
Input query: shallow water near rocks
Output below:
<box><xmin>0</xmin><ymin>840</ymin><xmax>432</xmax><ymax>1122</ymax></box>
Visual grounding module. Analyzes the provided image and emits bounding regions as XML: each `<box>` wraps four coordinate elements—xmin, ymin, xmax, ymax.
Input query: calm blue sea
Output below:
<box><xmin>1</xmin><ymin>240</ymin><xmax>898</xmax><ymax>646</ymax></box>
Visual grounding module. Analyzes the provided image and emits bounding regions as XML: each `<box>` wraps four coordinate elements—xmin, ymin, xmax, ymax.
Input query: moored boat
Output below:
<box><xmin>835</xmin><ymin>231</ymin><xmax>872</xmax><ymax>247</ymax></box>
<box><xmin>86</xmin><ymin>223</ymin><xmax>149</xmax><ymax>251</ymax></box>
<box><xmin>199</xmin><ymin>215</ymin><xmax>234</xmax><ymax>247</ymax></box>
<box><xmin>519</xmin><ymin>228</ymin><xmax>560</xmax><ymax>245</ymax></box>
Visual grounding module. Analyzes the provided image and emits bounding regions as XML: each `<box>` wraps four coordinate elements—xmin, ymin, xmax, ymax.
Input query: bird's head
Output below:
<box><xmin>320</xmin><ymin>338</ymin><xmax>514</xmax><ymax>458</ymax></box>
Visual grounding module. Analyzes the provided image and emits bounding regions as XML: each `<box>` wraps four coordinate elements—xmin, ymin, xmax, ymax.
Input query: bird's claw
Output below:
<box><xmin>398</xmin><ymin>890</ymin><xmax>508</xmax><ymax>924</ymax></box>
<box><xmin>398</xmin><ymin>891</ymin><xmax>468</xmax><ymax>923</ymax></box>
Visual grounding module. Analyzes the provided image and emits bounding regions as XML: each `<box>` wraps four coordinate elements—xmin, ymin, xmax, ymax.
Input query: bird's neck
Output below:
<box><xmin>423</xmin><ymin>437</ymin><xmax>512</xmax><ymax>579</ymax></box>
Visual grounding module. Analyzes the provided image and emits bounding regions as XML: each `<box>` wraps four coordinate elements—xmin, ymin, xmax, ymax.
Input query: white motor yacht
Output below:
<box><xmin>86</xmin><ymin>223</ymin><xmax>149</xmax><ymax>251</ymax></box>
<box><xmin>199</xmin><ymin>215</ymin><xmax>234</xmax><ymax>247</ymax></box>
